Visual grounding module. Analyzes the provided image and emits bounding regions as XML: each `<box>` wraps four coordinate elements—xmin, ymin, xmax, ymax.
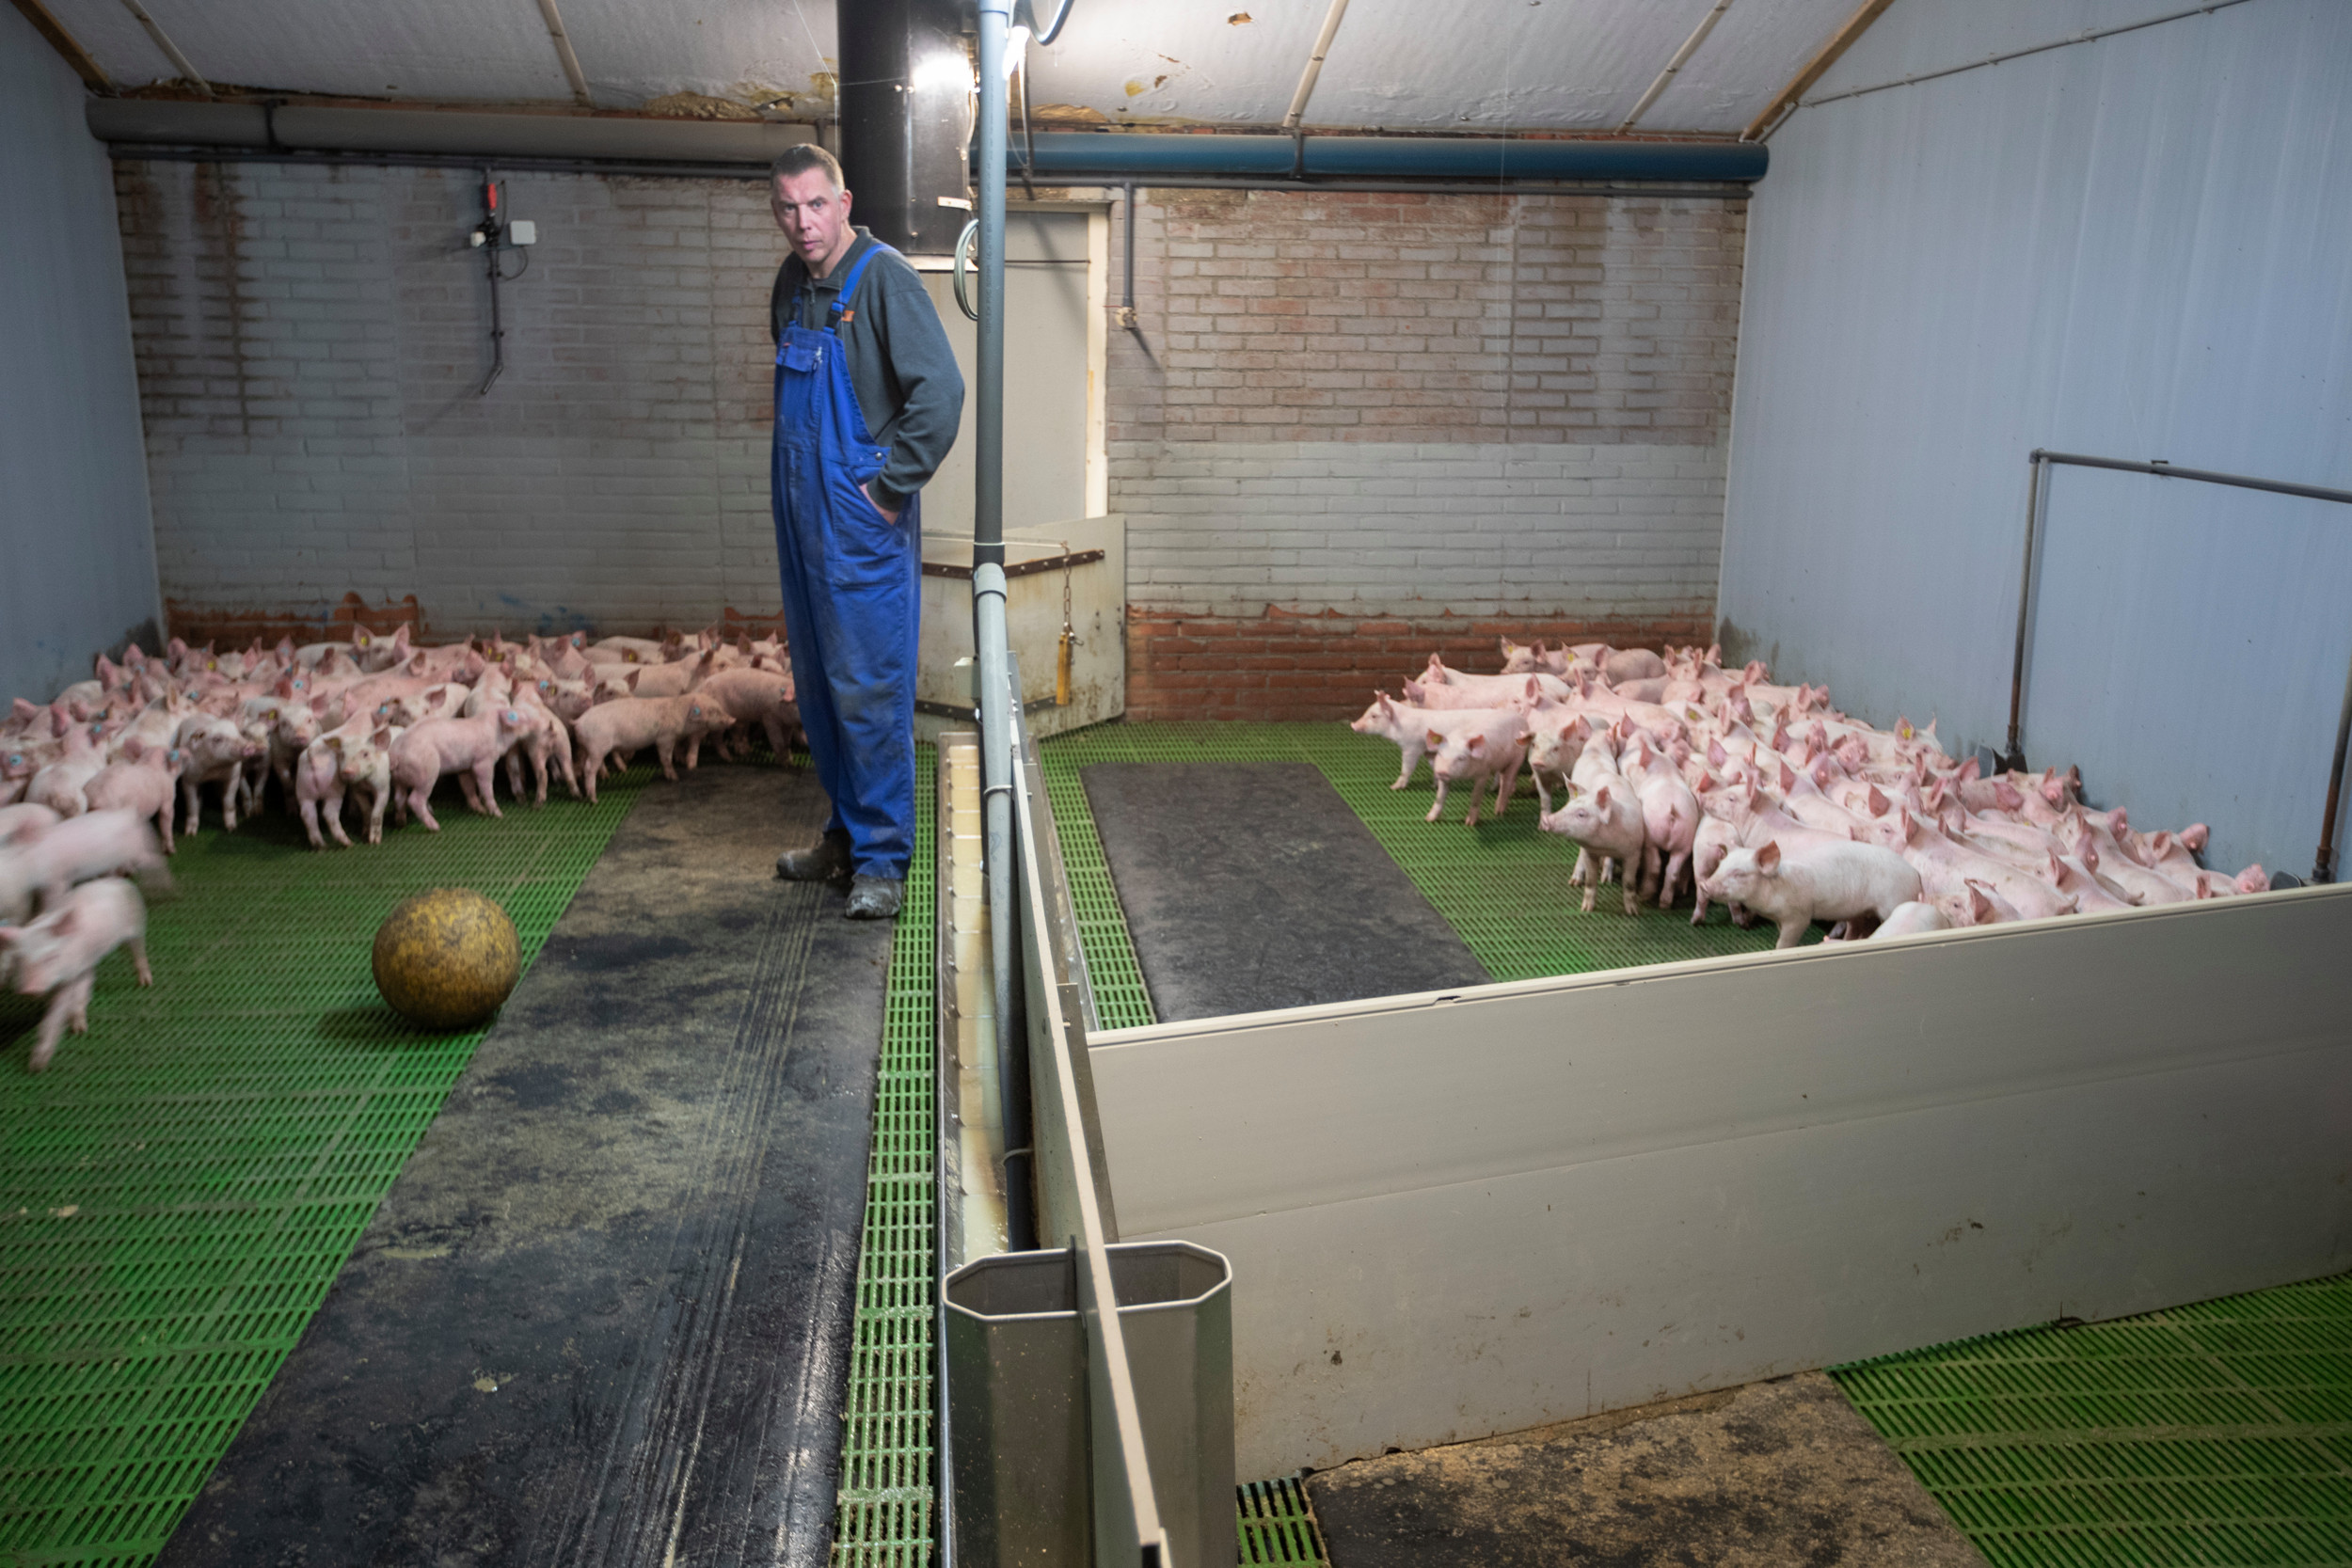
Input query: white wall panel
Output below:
<box><xmin>0</xmin><ymin>10</ymin><xmax>162</xmax><ymax>706</ymax></box>
<box><xmin>1719</xmin><ymin>0</ymin><xmax>2352</xmax><ymax>879</ymax></box>
<box><xmin>1090</xmin><ymin>888</ymin><xmax>2352</xmax><ymax>1477</ymax></box>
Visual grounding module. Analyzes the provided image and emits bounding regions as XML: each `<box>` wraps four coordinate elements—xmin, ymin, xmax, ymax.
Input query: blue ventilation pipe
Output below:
<box><xmin>1000</xmin><ymin>132</ymin><xmax>1766</xmax><ymax>183</ymax></box>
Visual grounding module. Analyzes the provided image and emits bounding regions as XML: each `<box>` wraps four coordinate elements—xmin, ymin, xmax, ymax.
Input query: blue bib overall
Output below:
<box><xmin>771</xmin><ymin>245</ymin><xmax>919</xmax><ymax>879</ymax></box>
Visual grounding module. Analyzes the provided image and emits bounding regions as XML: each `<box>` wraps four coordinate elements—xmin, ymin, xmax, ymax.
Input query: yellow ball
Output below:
<box><xmin>372</xmin><ymin>888</ymin><xmax>521</xmax><ymax>1031</ymax></box>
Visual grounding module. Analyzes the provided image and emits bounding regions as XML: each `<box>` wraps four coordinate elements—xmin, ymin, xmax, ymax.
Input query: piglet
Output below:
<box><xmin>85</xmin><ymin>741</ymin><xmax>183</xmax><ymax>855</ymax></box>
<box><xmin>1539</xmin><ymin>783</ymin><xmax>1647</xmax><ymax>915</ymax></box>
<box><xmin>4</xmin><ymin>809</ymin><xmax>167</xmax><ymax>914</ymax></box>
<box><xmin>0</xmin><ymin>803</ymin><xmax>61</xmax><ymax>849</ymax></box>
<box><xmin>1707</xmin><ymin>837</ymin><xmax>1923</xmax><ymax>949</ymax></box>
<box><xmin>685</xmin><ymin>668</ymin><xmax>799</xmax><ymax>766</ymax></box>
<box><xmin>1622</xmin><ymin>736</ymin><xmax>1700</xmax><ymax>908</ymax></box>
<box><xmin>389</xmin><ymin>707</ymin><xmax>530</xmax><ymax>831</ymax></box>
<box><xmin>1422</xmin><ymin>708</ymin><xmax>1529</xmax><ymax>826</ymax></box>
<box><xmin>572</xmin><ymin>694</ymin><xmax>735</xmax><ymax>803</ymax></box>
<box><xmin>1349</xmin><ymin>692</ymin><xmax>1442</xmax><ymax>790</ymax></box>
<box><xmin>175</xmin><ymin>713</ymin><xmax>262</xmax><ymax>832</ymax></box>
<box><xmin>27</xmin><ymin>720</ymin><xmax>107</xmax><ymax>818</ymax></box>
<box><xmin>1</xmin><ymin>878</ymin><xmax>151</xmax><ymax>1070</ymax></box>
<box><xmin>1867</xmin><ymin>900</ymin><xmax>1952</xmax><ymax>940</ymax></box>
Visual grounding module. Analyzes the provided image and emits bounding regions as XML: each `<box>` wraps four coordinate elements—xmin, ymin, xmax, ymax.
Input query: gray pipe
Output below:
<box><xmin>973</xmin><ymin>564</ymin><xmax>1030</xmax><ymax>1244</ymax></box>
<box><xmin>87</xmin><ymin>98</ymin><xmax>815</xmax><ymax>165</ymax></box>
<box><xmin>975</xmin><ymin>3</ymin><xmax>1009</xmax><ymax>574</ymax></box>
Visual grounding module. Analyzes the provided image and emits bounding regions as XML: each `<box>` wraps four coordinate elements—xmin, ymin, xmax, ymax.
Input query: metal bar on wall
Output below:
<box><xmin>2005</xmin><ymin>447</ymin><xmax>2352</xmax><ymax>882</ymax></box>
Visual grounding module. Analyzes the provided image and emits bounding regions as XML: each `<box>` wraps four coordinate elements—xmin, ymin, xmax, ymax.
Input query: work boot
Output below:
<box><xmin>845</xmin><ymin>874</ymin><xmax>904</xmax><ymax>921</ymax></box>
<box><xmin>776</xmin><ymin>830</ymin><xmax>851</xmax><ymax>883</ymax></box>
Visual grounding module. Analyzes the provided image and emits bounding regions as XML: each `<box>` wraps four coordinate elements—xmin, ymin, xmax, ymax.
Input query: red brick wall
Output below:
<box><xmin>1125</xmin><ymin>609</ymin><xmax>1716</xmax><ymax>723</ymax></box>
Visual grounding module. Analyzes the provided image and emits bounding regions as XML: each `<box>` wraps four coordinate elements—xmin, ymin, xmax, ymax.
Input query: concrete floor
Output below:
<box><xmin>1308</xmin><ymin>1373</ymin><xmax>1986</xmax><ymax>1568</ymax></box>
<box><xmin>160</xmin><ymin>763</ymin><xmax>894</xmax><ymax>1568</ymax></box>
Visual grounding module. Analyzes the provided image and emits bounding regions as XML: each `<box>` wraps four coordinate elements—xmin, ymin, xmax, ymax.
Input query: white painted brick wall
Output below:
<box><xmin>1110</xmin><ymin>439</ymin><xmax>1726</xmax><ymax>620</ymax></box>
<box><xmin>117</xmin><ymin>162</ymin><xmax>1740</xmax><ymax>639</ymax></box>
<box><xmin>117</xmin><ymin>159</ymin><xmax>786</xmax><ymax>635</ymax></box>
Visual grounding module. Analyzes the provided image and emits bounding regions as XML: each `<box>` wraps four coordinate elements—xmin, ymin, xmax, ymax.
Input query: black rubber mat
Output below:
<box><xmin>1081</xmin><ymin>761</ymin><xmax>1489</xmax><ymax>1022</ymax></box>
<box><xmin>160</xmin><ymin>766</ymin><xmax>896</xmax><ymax>1568</ymax></box>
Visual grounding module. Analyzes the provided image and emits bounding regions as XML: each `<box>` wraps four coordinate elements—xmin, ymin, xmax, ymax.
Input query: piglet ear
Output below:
<box><xmin>627</xmin><ymin>670</ymin><xmax>643</xmax><ymax>692</ymax></box>
<box><xmin>1466</xmin><ymin>734</ymin><xmax>1486</xmax><ymax>753</ymax></box>
<box><xmin>1594</xmin><ymin>785</ymin><xmax>1611</xmax><ymax>811</ymax></box>
<box><xmin>1867</xmin><ymin>784</ymin><xmax>1889</xmax><ymax>816</ymax></box>
<box><xmin>1425</xmin><ymin>730</ymin><xmax>1446</xmax><ymax>747</ymax></box>
<box><xmin>1755</xmin><ymin>839</ymin><xmax>1781</xmax><ymax>869</ymax></box>
<box><xmin>122</xmin><ymin>736</ymin><xmax>145</xmax><ymax>761</ymax></box>
<box><xmin>371</xmin><ymin>728</ymin><xmax>392</xmax><ymax>749</ymax></box>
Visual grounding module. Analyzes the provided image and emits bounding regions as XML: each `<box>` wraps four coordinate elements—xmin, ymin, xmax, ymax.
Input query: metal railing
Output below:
<box><xmin>2006</xmin><ymin>448</ymin><xmax>2352</xmax><ymax>882</ymax></box>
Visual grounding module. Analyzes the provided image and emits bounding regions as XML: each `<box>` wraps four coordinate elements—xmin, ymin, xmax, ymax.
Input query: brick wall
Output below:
<box><xmin>116</xmin><ymin>163</ymin><xmax>1745</xmax><ymax>719</ymax></box>
<box><xmin>118</xmin><ymin>159</ymin><xmax>782</xmax><ymax>643</ymax></box>
<box><xmin>1106</xmin><ymin>187</ymin><xmax>1743</xmax><ymax>718</ymax></box>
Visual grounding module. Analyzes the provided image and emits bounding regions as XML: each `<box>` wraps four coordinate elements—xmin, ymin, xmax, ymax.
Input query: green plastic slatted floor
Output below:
<box><xmin>825</xmin><ymin>751</ymin><xmax>1334</xmax><ymax>1568</ymax></box>
<box><xmin>0</xmin><ymin>768</ymin><xmax>647</xmax><ymax>1568</ymax></box>
<box><xmin>832</xmin><ymin>748</ymin><xmax>938</xmax><ymax>1566</ymax></box>
<box><xmin>1835</xmin><ymin>1273</ymin><xmax>2352</xmax><ymax>1568</ymax></box>
<box><xmin>1036</xmin><ymin>720</ymin><xmax>1792</xmax><ymax>1029</ymax></box>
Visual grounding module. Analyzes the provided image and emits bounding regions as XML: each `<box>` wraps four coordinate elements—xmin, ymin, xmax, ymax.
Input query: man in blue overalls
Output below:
<box><xmin>768</xmin><ymin>145</ymin><xmax>964</xmax><ymax>919</ymax></box>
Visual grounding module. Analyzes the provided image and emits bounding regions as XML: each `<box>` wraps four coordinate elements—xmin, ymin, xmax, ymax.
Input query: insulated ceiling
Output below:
<box><xmin>39</xmin><ymin>0</ymin><xmax>1867</xmax><ymax>135</ymax></box>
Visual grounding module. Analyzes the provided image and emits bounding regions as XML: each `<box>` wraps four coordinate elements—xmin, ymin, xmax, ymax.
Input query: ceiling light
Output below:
<box><xmin>912</xmin><ymin>50</ymin><xmax>976</xmax><ymax>95</ymax></box>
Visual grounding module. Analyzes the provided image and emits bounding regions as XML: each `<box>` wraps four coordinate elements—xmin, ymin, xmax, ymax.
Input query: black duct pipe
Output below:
<box><xmin>836</xmin><ymin>0</ymin><xmax>974</xmax><ymax>256</ymax></box>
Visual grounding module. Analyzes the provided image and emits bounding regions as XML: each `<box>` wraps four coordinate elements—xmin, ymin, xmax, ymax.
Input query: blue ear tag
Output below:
<box><xmin>783</xmin><ymin>341</ymin><xmax>819</xmax><ymax>372</ymax></box>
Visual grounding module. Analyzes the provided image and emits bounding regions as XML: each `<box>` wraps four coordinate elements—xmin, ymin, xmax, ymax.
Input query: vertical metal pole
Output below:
<box><xmin>2003</xmin><ymin>451</ymin><xmax>2046</xmax><ymax>772</ymax></box>
<box><xmin>975</xmin><ymin>0</ymin><xmax>1028</xmax><ymax>1248</ymax></box>
<box><xmin>975</xmin><ymin>0</ymin><xmax>1009</xmax><ymax>574</ymax></box>
<box><xmin>2313</xmin><ymin>651</ymin><xmax>2352</xmax><ymax>883</ymax></box>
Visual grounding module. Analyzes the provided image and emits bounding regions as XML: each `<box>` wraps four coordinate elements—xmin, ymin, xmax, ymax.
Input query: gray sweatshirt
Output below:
<box><xmin>771</xmin><ymin>229</ymin><xmax>966</xmax><ymax>513</ymax></box>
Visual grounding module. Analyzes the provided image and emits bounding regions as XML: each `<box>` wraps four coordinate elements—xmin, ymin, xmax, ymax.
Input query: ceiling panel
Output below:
<box><xmin>555</xmin><ymin>0</ymin><xmax>836</xmax><ymax>110</ymax></box>
<box><xmin>38</xmin><ymin>0</ymin><xmax>1856</xmax><ymax>135</ymax></box>
<box><xmin>46</xmin><ymin>0</ymin><xmax>574</xmax><ymax>100</ymax></box>
<box><xmin>1640</xmin><ymin>0</ymin><xmax>1866</xmax><ymax>134</ymax></box>
<box><xmin>1019</xmin><ymin>1</ymin><xmax>1327</xmax><ymax>127</ymax></box>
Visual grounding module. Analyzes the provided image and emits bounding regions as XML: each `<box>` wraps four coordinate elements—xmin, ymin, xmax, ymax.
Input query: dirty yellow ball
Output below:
<box><xmin>372</xmin><ymin>888</ymin><xmax>521</xmax><ymax>1031</ymax></box>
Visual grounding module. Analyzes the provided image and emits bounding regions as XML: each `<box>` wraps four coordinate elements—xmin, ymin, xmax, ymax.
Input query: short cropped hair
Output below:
<box><xmin>771</xmin><ymin>143</ymin><xmax>845</xmax><ymax>189</ymax></box>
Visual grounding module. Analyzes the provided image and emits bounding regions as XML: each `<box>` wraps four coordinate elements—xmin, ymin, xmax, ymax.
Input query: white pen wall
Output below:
<box><xmin>1720</xmin><ymin>0</ymin><xmax>2352</xmax><ymax>879</ymax></box>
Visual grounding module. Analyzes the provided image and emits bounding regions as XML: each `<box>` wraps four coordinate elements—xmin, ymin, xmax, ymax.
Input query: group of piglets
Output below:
<box><xmin>0</xmin><ymin>623</ymin><xmax>803</xmax><ymax>1069</ymax></box>
<box><xmin>1351</xmin><ymin>637</ymin><xmax>2269</xmax><ymax>947</ymax></box>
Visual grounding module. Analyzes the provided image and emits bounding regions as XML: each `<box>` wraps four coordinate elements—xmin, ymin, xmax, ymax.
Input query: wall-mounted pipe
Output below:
<box><xmin>1282</xmin><ymin>0</ymin><xmax>1354</xmax><ymax>130</ymax></box>
<box><xmin>117</xmin><ymin>0</ymin><xmax>210</xmax><ymax>97</ymax></box>
<box><xmin>1001</xmin><ymin>131</ymin><xmax>1767</xmax><ymax>183</ymax></box>
<box><xmin>1618</xmin><ymin>0</ymin><xmax>1735</xmax><ymax>133</ymax></box>
<box><xmin>2004</xmin><ymin>449</ymin><xmax>2352</xmax><ymax>884</ymax></box>
<box><xmin>532</xmin><ymin>0</ymin><xmax>594</xmax><ymax>108</ymax></box>
<box><xmin>87</xmin><ymin>97</ymin><xmax>816</xmax><ymax>166</ymax></box>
